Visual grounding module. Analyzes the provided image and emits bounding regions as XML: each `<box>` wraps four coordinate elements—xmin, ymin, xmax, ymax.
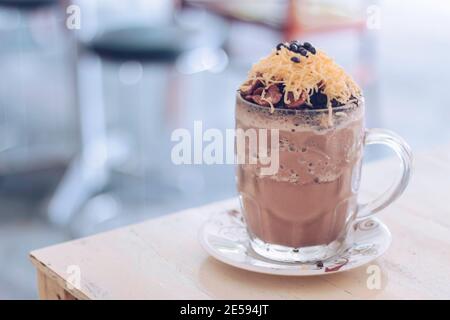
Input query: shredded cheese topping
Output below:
<box><xmin>241</xmin><ymin>46</ymin><xmax>362</xmax><ymax>111</ymax></box>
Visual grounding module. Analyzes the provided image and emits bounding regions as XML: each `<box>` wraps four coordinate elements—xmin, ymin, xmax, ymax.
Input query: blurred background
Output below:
<box><xmin>0</xmin><ymin>0</ymin><xmax>449</xmax><ymax>299</ymax></box>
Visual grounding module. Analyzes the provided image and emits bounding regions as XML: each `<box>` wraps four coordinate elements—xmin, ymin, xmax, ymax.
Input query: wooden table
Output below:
<box><xmin>30</xmin><ymin>147</ymin><xmax>450</xmax><ymax>299</ymax></box>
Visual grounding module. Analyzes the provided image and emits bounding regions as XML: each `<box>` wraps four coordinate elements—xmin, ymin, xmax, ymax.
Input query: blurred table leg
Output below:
<box><xmin>47</xmin><ymin>53</ymin><xmax>111</xmax><ymax>226</ymax></box>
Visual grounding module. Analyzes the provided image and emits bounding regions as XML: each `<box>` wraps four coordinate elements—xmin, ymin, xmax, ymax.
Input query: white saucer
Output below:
<box><xmin>199</xmin><ymin>209</ymin><xmax>391</xmax><ymax>276</ymax></box>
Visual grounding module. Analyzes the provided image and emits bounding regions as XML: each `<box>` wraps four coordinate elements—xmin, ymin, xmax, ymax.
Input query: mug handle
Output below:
<box><xmin>356</xmin><ymin>128</ymin><xmax>413</xmax><ymax>220</ymax></box>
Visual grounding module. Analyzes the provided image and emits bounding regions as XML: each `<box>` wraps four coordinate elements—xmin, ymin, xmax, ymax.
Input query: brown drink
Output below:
<box><xmin>236</xmin><ymin>41</ymin><xmax>365</xmax><ymax>262</ymax></box>
<box><xmin>233</xmin><ymin>41</ymin><xmax>412</xmax><ymax>263</ymax></box>
<box><xmin>236</xmin><ymin>95</ymin><xmax>364</xmax><ymax>261</ymax></box>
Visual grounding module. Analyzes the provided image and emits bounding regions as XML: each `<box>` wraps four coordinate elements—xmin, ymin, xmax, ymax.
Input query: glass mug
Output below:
<box><xmin>235</xmin><ymin>93</ymin><xmax>412</xmax><ymax>263</ymax></box>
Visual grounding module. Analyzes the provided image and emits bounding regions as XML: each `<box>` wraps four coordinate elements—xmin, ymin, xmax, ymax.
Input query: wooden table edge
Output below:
<box><xmin>29</xmin><ymin>253</ymin><xmax>88</xmax><ymax>300</ymax></box>
<box><xmin>27</xmin><ymin>198</ymin><xmax>239</xmax><ymax>300</ymax></box>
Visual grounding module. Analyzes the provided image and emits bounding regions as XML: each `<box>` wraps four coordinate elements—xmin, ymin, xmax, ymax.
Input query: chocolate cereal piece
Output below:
<box><xmin>286</xmin><ymin>91</ymin><xmax>306</xmax><ymax>108</ymax></box>
<box><xmin>266</xmin><ymin>84</ymin><xmax>282</xmax><ymax>105</ymax></box>
<box><xmin>240</xmin><ymin>79</ymin><xmax>263</xmax><ymax>96</ymax></box>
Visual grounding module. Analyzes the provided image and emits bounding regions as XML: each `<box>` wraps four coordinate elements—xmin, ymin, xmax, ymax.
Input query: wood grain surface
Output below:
<box><xmin>30</xmin><ymin>147</ymin><xmax>450</xmax><ymax>299</ymax></box>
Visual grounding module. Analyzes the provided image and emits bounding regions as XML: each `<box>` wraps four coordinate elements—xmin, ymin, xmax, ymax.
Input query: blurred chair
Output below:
<box><xmin>47</xmin><ymin>1</ymin><xmax>229</xmax><ymax>231</ymax></box>
<box><xmin>0</xmin><ymin>0</ymin><xmax>78</xmax><ymax>202</ymax></box>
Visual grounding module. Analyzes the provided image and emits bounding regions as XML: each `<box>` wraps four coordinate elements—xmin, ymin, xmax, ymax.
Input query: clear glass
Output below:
<box><xmin>235</xmin><ymin>93</ymin><xmax>412</xmax><ymax>263</ymax></box>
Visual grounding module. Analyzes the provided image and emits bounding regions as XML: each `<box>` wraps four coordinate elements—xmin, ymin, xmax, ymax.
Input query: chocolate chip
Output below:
<box><xmin>289</xmin><ymin>43</ymin><xmax>299</xmax><ymax>52</ymax></box>
<box><xmin>316</xmin><ymin>261</ymin><xmax>324</xmax><ymax>268</ymax></box>
<box><xmin>302</xmin><ymin>42</ymin><xmax>316</xmax><ymax>54</ymax></box>
<box><xmin>299</xmin><ymin>48</ymin><xmax>308</xmax><ymax>56</ymax></box>
<box><xmin>276</xmin><ymin>43</ymin><xmax>288</xmax><ymax>50</ymax></box>
<box><xmin>291</xmin><ymin>56</ymin><xmax>300</xmax><ymax>63</ymax></box>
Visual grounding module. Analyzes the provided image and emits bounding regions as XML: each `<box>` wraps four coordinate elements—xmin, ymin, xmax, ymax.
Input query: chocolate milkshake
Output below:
<box><xmin>236</xmin><ymin>41</ymin><xmax>364</xmax><ymax>262</ymax></box>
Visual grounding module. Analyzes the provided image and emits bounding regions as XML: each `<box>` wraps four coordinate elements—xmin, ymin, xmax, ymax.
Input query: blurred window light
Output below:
<box><xmin>118</xmin><ymin>60</ymin><xmax>143</xmax><ymax>85</ymax></box>
<box><xmin>0</xmin><ymin>9</ymin><xmax>21</xmax><ymax>30</ymax></box>
<box><xmin>73</xmin><ymin>0</ymin><xmax>175</xmax><ymax>41</ymax></box>
<box><xmin>176</xmin><ymin>47</ymin><xmax>228</xmax><ymax>74</ymax></box>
